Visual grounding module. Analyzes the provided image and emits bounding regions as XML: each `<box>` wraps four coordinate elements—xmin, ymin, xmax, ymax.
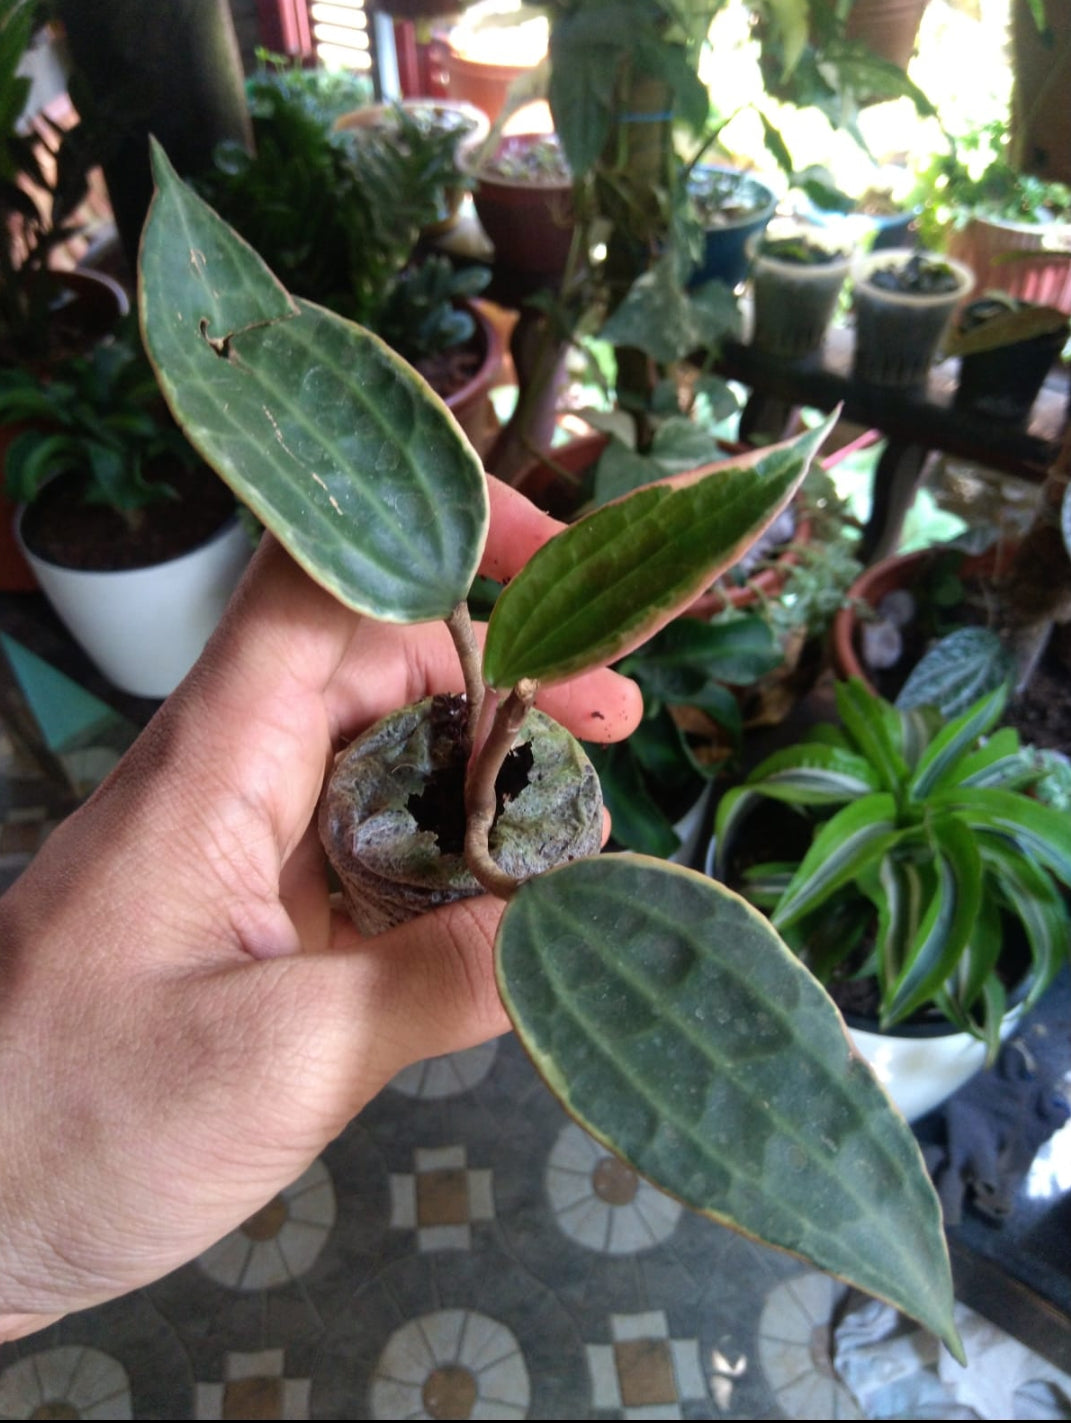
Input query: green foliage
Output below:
<box><xmin>590</xmin><ymin>611</ymin><xmax>783</xmax><ymax>855</ymax></box>
<box><xmin>714</xmin><ymin>679</ymin><xmax>1071</xmax><ymax>1058</ymax></box>
<box><xmin>910</xmin><ymin>118</ymin><xmax>1071</xmax><ymax>248</ymax></box>
<box><xmin>0</xmin><ymin>0</ymin><xmax>93</xmax><ymax>358</ymax></box>
<box><xmin>482</xmin><ymin>419</ymin><xmax>832</xmax><ymax>688</ymax></box>
<box><xmin>246</xmin><ymin>48</ymin><xmax>373</xmax><ymax>128</ymax></box>
<box><xmin>0</xmin><ymin>317</ymin><xmax>197</xmax><ymax>517</ymax></box>
<box><xmin>896</xmin><ymin>626</ymin><xmax>1015</xmax><ymax>720</ymax></box>
<box><xmin>194</xmin><ymin>59</ymin><xmax>485</xmax><ymax>367</ymax></box>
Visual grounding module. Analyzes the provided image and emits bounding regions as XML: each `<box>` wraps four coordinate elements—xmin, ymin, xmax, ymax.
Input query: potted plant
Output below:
<box><xmin>333</xmin><ymin>95</ymin><xmax>489</xmax><ymax>235</ymax></box>
<box><xmin>747</xmin><ymin>222</ymin><xmax>853</xmax><ymax>359</ymax></box>
<box><xmin>947</xmin><ymin>292</ymin><xmax>1069</xmax><ymax>427</ymax></box>
<box><xmin>710</xmin><ymin>677</ymin><xmax>1071</xmax><ymax>1121</ymax></box>
<box><xmin>832</xmin><ymin>418</ymin><xmax>1071</xmax><ymax>752</ymax></box>
<box><xmin>686</xmin><ymin>163</ymin><xmax>778</xmax><ymax>291</ymax></box>
<box><xmin>137</xmin><ymin>142</ymin><xmax>965</xmax><ymax>1361</ymax></box>
<box><xmin>912</xmin><ymin>118</ymin><xmax>1071</xmax><ymax>314</ymax></box>
<box><xmin>468</xmin><ymin>128</ymin><xmax>575</xmax><ymax>283</ymax></box>
<box><xmin>850</xmin><ymin>247</ymin><xmax>974</xmax><ymax>387</ymax></box>
<box><xmin>0</xmin><ymin>0</ymin><xmax>129</xmax><ymax>588</ymax></box>
<box><xmin>0</xmin><ymin>322</ymin><xmax>251</xmax><ymax>697</ymax></box>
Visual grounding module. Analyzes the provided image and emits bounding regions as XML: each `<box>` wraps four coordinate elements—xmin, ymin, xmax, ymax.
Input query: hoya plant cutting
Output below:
<box><xmin>139</xmin><ymin>140</ymin><xmax>963</xmax><ymax>1360</ymax></box>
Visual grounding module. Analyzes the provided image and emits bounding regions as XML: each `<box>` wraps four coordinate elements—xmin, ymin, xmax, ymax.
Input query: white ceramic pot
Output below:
<box><xmin>700</xmin><ymin>833</ymin><xmax>1021</xmax><ymax>1124</ymax></box>
<box><xmin>850</xmin><ymin>1009</ymin><xmax>1024</xmax><ymax>1124</ymax></box>
<box><xmin>18</xmin><ymin>513</ymin><xmax>253</xmax><ymax>698</ymax></box>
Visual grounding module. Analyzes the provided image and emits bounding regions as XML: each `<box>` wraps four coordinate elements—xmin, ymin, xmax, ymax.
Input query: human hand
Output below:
<box><xmin>0</xmin><ymin>478</ymin><xmax>642</xmax><ymax>1340</ymax></box>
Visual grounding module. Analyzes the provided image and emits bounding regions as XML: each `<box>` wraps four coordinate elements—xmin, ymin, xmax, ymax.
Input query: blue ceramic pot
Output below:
<box><xmin>687</xmin><ymin>165</ymin><xmax>777</xmax><ymax>290</ymax></box>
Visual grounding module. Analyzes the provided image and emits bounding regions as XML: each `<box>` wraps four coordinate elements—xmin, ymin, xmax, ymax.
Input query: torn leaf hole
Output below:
<box><xmin>199</xmin><ymin>318</ymin><xmax>232</xmax><ymax>358</ymax></box>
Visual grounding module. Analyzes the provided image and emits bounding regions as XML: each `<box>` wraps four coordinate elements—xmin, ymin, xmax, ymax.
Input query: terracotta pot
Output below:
<box><xmin>844</xmin><ymin>0</ymin><xmax>930</xmax><ymax>72</ymax></box>
<box><xmin>830</xmin><ymin>543</ymin><xmax>1013</xmax><ymax>692</ymax></box>
<box><xmin>946</xmin><ymin>216</ymin><xmax>1071</xmax><ymax>316</ymax></box>
<box><xmin>442</xmin><ymin>298</ymin><xmax>504</xmax><ymax>459</ymax></box>
<box><xmin>470</xmin><ymin>135</ymin><xmax>574</xmax><ymax>283</ymax></box>
<box><xmin>442</xmin><ymin>44</ymin><xmax>535</xmax><ymax>125</ymax></box>
<box><xmin>0</xmin><ymin>268</ymin><xmax>131</xmax><ymax>592</ymax></box>
<box><xmin>333</xmin><ymin>98</ymin><xmax>489</xmax><ymax>236</ymax></box>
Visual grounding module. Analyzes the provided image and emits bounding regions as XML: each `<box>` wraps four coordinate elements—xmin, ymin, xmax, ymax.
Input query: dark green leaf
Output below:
<box><xmin>896</xmin><ymin>628</ymin><xmax>1014</xmax><ymax>720</ymax></box>
<box><xmin>625</xmin><ymin>615</ymin><xmax>783</xmax><ymax>685</ymax></box>
<box><xmin>140</xmin><ymin>140</ymin><xmax>487</xmax><ymax>623</ymax></box>
<box><xmin>496</xmin><ymin>854</ymin><xmax>961</xmax><ymax>1356</ymax></box>
<box><xmin>589</xmin><ymin>728</ymin><xmax>692</xmax><ymax>859</ymax></box>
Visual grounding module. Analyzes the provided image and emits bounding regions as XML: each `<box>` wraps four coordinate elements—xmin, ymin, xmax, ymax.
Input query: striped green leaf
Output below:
<box><xmin>883</xmin><ymin>818</ymin><xmax>982</xmax><ymax>1026</ymax></box>
<box><xmin>953</xmin><ymin>727</ymin><xmax>1033</xmax><ymax>790</ymax></box>
<box><xmin>140</xmin><ymin>139</ymin><xmax>487</xmax><ymax>623</ymax></box>
<box><xmin>835</xmin><ymin>679</ymin><xmax>908</xmax><ymax>791</ymax></box>
<box><xmin>482</xmin><ymin>417</ymin><xmax>835</xmax><ymax>689</ymax></box>
<box><xmin>772</xmin><ymin>794</ymin><xmax>901</xmax><ymax>930</ymax></box>
<box><xmin>737</xmin><ymin>743</ymin><xmax>882</xmax><ymax>804</ymax></box>
<box><xmin>907</xmin><ymin>685</ymin><xmax>1007</xmax><ymax>801</ymax></box>
<box><xmin>496</xmin><ymin>854</ymin><xmax>961</xmax><ymax>1358</ymax></box>
<box><xmin>977</xmin><ymin>836</ymin><xmax>1070</xmax><ymax>1013</ymax></box>
<box><xmin>932</xmin><ymin>785</ymin><xmax>1071</xmax><ymax>887</ymax></box>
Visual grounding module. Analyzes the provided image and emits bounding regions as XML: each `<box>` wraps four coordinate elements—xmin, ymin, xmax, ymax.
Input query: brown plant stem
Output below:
<box><xmin>446</xmin><ymin>600</ymin><xmax>484</xmax><ymax>752</ymax></box>
<box><xmin>463</xmin><ymin>678</ymin><xmax>538</xmax><ymax>898</ymax></box>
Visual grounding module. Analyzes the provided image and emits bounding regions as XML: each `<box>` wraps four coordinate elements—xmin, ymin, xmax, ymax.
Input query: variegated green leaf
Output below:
<box><xmin>861</xmin><ymin>857</ymin><xmax>921</xmax><ymax>999</ymax></box>
<box><xmin>933</xmin><ymin>786</ymin><xmax>1071</xmax><ymax>887</ymax></box>
<box><xmin>482</xmin><ymin>418</ymin><xmax>836</xmax><ymax>689</ymax></box>
<box><xmin>736</xmin><ymin>743</ymin><xmax>882</xmax><ymax>804</ymax></box>
<box><xmin>977</xmin><ymin>836</ymin><xmax>1070</xmax><ymax>1013</ymax></box>
<box><xmin>772</xmin><ymin>794</ymin><xmax>901</xmax><ymax>930</ymax></box>
<box><xmin>953</xmin><ymin>727</ymin><xmax>1033</xmax><ymax>789</ymax></box>
<box><xmin>883</xmin><ymin>818</ymin><xmax>982</xmax><ymax>1026</ymax></box>
<box><xmin>835</xmin><ymin>679</ymin><xmax>908</xmax><ymax>792</ymax></box>
<box><xmin>907</xmin><ymin>685</ymin><xmax>1008</xmax><ymax>800</ymax></box>
<box><xmin>896</xmin><ymin>704</ymin><xmax>943</xmax><ymax>771</ymax></box>
<box><xmin>140</xmin><ymin>139</ymin><xmax>488</xmax><ymax>623</ymax></box>
<box><xmin>948</xmin><ymin>890</ymin><xmax>1003</xmax><ymax>1013</ymax></box>
<box><xmin>496</xmin><ymin>854</ymin><xmax>961</xmax><ymax>1357</ymax></box>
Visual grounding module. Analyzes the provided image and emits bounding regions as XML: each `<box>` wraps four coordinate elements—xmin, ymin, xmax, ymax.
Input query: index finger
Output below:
<box><xmin>481</xmin><ymin>475</ymin><xmax>565</xmax><ymax>582</ymax></box>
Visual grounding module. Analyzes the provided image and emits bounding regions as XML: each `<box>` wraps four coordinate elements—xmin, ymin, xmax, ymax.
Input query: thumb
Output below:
<box><xmin>235</xmin><ymin>894</ymin><xmax>514</xmax><ymax>1138</ymax></box>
